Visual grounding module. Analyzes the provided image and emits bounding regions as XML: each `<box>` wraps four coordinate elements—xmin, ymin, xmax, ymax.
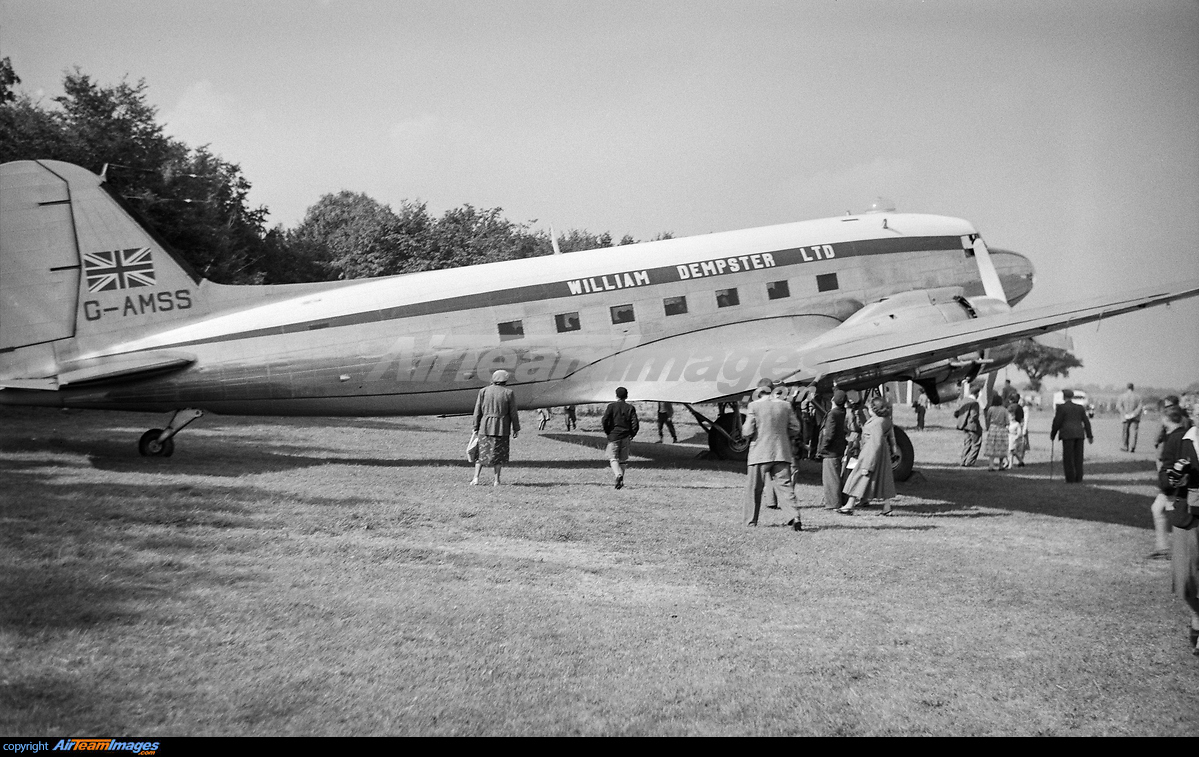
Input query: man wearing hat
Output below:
<box><xmin>1050</xmin><ymin>388</ymin><xmax>1093</xmax><ymax>483</ymax></box>
<box><xmin>742</xmin><ymin>378</ymin><xmax>803</xmax><ymax>530</ymax></box>
<box><xmin>815</xmin><ymin>389</ymin><xmax>850</xmax><ymax>510</ymax></box>
<box><xmin>471</xmin><ymin>369</ymin><xmax>520</xmax><ymax>486</ymax></box>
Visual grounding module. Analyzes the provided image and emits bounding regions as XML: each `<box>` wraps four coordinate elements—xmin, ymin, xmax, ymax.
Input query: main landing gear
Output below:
<box><xmin>890</xmin><ymin>426</ymin><xmax>914</xmax><ymax>482</ymax></box>
<box><xmin>683</xmin><ymin>394</ymin><xmax>915</xmax><ymax>481</ymax></box>
<box><xmin>138</xmin><ymin>408</ymin><xmax>204</xmax><ymax>457</ymax></box>
<box><xmin>684</xmin><ymin>402</ymin><xmax>750</xmax><ymax>462</ymax></box>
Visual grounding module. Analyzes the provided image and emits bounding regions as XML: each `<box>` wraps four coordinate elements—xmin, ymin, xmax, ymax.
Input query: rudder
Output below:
<box><xmin>1</xmin><ymin>160</ymin><xmax>207</xmax><ymax>386</ymax></box>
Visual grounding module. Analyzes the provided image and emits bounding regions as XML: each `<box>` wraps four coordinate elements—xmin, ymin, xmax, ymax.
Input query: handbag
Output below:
<box><xmin>1167</xmin><ymin>494</ymin><xmax>1197</xmax><ymax>530</ymax></box>
<box><xmin>466</xmin><ymin>431</ymin><xmax>480</xmax><ymax>463</ymax></box>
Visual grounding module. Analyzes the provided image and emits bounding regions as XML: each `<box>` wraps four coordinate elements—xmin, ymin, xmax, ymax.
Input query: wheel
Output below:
<box><xmin>891</xmin><ymin>426</ymin><xmax>914</xmax><ymax>482</ymax></box>
<box><xmin>138</xmin><ymin>428</ymin><xmax>171</xmax><ymax>457</ymax></box>
<box><xmin>708</xmin><ymin>413</ymin><xmax>750</xmax><ymax>462</ymax></box>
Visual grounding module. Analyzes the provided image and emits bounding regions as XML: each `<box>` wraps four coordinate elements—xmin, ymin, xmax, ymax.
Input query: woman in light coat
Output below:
<box><xmin>838</xmin><ymin>397</ymin><xmax>898</xmax><ymax>516</ymax></box>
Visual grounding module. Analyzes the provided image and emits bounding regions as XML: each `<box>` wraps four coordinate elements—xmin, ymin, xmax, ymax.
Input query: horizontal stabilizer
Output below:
<box><xmin>57</xmin><ymin>351</ymin><xmax>195</xmax><ymax>387</ymax></box>
<box><xmin>0</xmin><ymin>377</ymin><xmax>59</xmax><ymax>391</ymax></box>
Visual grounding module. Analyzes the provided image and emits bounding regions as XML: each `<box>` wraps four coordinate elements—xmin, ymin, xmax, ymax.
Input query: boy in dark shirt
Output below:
<box><xmin>602</xmin><ymin>387</ymin><xmax>640</xmax><ymax>489</ymax></box>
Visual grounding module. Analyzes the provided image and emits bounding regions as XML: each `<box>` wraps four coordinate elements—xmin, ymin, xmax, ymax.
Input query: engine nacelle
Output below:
<box><xmin>806</xmin><ymin>288</ymin><xmax>1017</xmax><ymax>398</ymax></box>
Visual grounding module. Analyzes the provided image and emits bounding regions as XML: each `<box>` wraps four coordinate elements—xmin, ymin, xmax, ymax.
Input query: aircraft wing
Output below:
<box><xmin>782</xmin><ymin>278</ymin><xmax>1199</xmax><ymax>386</ymax></box>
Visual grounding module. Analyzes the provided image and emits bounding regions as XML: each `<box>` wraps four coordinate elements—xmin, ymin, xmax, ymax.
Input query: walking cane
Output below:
<box><xmin>1048</xmin><ymin>437</ymin><xmax>1055</xmax><ymax>480</ymax></box>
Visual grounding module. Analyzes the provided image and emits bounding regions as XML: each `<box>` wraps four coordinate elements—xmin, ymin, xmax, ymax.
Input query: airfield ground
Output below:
<box><xmin>1</xmin><ymin>403</ymin><xmax>1196</xmax><ymax>736</ymax></box>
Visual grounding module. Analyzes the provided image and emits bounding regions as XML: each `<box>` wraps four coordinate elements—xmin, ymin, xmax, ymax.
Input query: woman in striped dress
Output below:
<box><xmin>982</xmin><ymin>393</ymin><xmax>1010</xmax><ymax>471</ymax></box>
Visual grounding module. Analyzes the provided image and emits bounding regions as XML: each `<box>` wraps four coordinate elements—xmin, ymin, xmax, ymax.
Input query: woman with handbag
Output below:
<box><xmin>838</xmin><ymin>396</ymin><xmax>899</xmax><ymax>516</ymax></box>
<box><xmin>471</xmin><ymin>370</ymin><xmax>520</xmax><ymax>486</ymax></box>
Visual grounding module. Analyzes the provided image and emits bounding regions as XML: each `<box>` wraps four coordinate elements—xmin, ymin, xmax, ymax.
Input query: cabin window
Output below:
<box><xmin>716</xmin><ymin>288</ymin><xmax>739</xmax><ymax>308</ymax></box>
<box><xmin>817</xmin><ymin>273</ymin><xmax>839</xmax><ymax>292</ymax></box>
<box><xmin>555</xmin><ymin>312</ymin><xmax>581</xmax><ymax>333</ymax></box>
<box><xmin>498</xmin><ymin>319</ymin><xmax>524</xmax><ymax>340</ymax></box>
<box><xmin>766</xmin><ymin>280</ymin><xmax>790</xmax><ymax>300</ymax></box>
<box><xmin>610</xmin><ymin>304</ymin><xmax>636</xmax><ymax>324</ymax></box>
<box><xmin>663</xmin><ymin>296</ymin><xmax>688</xmax><ymax>316</ymax></box>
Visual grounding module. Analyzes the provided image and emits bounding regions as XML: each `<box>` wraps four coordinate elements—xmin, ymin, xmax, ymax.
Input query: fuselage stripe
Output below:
<box><xmin>165</xmin><ymin>235</ymin><xmax>966</xmax><ymax>349</ymax></box>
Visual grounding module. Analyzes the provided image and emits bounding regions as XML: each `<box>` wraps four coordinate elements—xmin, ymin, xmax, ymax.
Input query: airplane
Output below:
<box><xmin>3</xmin><ymin>158</ymin><xmax>1198</xmax><ymax>479</ymax></box>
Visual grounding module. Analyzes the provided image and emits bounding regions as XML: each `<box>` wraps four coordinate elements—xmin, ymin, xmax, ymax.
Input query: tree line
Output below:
<box><xmin>0</xmin><ymin>61</ymin><xmax>668</xmax><ymax>286</ymax></box>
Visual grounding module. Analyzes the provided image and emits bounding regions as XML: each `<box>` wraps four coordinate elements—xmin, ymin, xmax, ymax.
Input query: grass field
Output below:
<box><xmin>2</xmin><ymin>402</ymin><xmax>1197</xmax><ymax>736</ymax></box>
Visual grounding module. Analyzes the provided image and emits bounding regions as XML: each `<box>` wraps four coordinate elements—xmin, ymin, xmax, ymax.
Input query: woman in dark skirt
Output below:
<box><xmin>471</xmin><ymin>370</ymin><xmax>520</xmax><ymax>486</ymax></box>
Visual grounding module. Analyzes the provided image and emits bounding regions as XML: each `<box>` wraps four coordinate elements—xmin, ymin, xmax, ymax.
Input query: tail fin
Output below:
<box><xmin>1</xmin><ymin>160</ymin><xmax>206</xmax><ymax>386</ymax></box>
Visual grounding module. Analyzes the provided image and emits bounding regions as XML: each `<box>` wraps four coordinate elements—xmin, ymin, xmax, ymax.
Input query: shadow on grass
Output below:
<box><xmin>896</xmin><ymin>464</ymin><xmax>1154</xmax><ymax>529</ymax></box>
<box><xmin>2</xmin><ymin>413</ymin><xmax>1158</xmax><ymax>531</ymax></box>
<box><xmin>0</xmin><ymin>465</ymin><xmax>371</xmax><ymax>634</ymax></box>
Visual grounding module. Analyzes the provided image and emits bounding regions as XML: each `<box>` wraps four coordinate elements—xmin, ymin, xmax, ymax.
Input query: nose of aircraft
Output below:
<box><xmin>989</xmin><ymin>248</ymin><xmax>1035</xmax><ymax>306</ymax></box>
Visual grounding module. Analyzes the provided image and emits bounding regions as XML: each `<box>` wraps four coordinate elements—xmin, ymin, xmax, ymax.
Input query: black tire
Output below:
<box><xmin>708</xmin><ymin>413</ymin><xmax>750</xmax><ymax>462</ymax></box>
<box><xmin>139</xmin><ymin>428</ymin><xmax>168</xmax><ymax>457</ymax></box>
<box><xmin>892</xmin><ymin>426</ymin><xmax>914</xmax><ymax>482</ymax></box>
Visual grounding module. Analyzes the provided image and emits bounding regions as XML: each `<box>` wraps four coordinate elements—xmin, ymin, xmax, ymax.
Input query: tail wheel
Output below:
<box><xmin>892</xmin><ymin>426</ymin><xmax>914</xmax><ymax>482</ymax></box>
<box><xmin>708</xmin><ymin>413</ymin><xmax>750</xmax><ymax>462</ymax></box>
<box><xmin>138</xmin><ymin>429</ymin><xmax>175</xmax><ymax>457</ymax></box>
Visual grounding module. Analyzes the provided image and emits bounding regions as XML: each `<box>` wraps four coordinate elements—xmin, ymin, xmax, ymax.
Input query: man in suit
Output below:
<box><xmin>815</xmin><ymin>389</ymin><xmax>849</xmax><ymax>510</ymax></box>
<box><xmin>1117</xmin><ymin>382</ymin><xmax>1144</xmax><ymax>452</ymax></box>
<box><xmin>742</xmin><ymin>378</ymin><xmax>803</xmax><ymax>530</ymax></box>
<box><xmin>1051</xmin><ymin>388</ymin><xmax>1094</xmax><ymax>483</ymax></box>
<box><xmin>953</xmin><ymin>388</ymin><xmax>983</xmax><ymax>467</ymax></box>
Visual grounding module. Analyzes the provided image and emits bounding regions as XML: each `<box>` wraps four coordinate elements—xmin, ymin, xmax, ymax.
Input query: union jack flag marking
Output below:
<box><xmin>84</xmin><ymin>247</ymin><xmax>156</xmax><ymax>292</ymax></box>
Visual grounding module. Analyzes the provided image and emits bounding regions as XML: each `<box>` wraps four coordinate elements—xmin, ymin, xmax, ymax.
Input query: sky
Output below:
<box><xmin>2</xmin><ymin>0</ymin><xmax>1197</xmax><ymax>390</ymax></box>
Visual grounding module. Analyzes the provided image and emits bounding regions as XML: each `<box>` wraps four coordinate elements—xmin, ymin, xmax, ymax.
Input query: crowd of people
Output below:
<box><xmin>468</xmin><ymin>369</ymin><xmax>1199</xmax><ymax>655</ymax></box>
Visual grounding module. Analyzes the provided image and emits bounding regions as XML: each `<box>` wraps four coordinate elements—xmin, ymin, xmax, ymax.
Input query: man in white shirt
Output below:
<box><xmin>1117</xmin><ymin>382</ymin><xmax>1144</xmax><ymax>452</ymax></box>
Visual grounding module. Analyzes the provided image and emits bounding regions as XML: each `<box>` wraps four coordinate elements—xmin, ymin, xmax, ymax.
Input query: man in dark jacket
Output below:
<box><xmin>816</xmin><ymin>390</ymin><xmax>849</xmax><ymax>509</ymax></box>
<box><xmin>1050</xmin><ymin>389</ymin><xmax>1094</xmax><ymax>483</ymax></box>
<box><xmin>602</xmin><ymin>387</ymin><xmax>639</xmax><ymax>489</ymax></box>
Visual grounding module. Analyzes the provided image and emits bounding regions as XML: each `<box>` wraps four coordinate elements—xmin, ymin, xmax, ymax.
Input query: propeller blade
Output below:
<box><xmin>972</xmin><ymin>237</ymin><xmax>1008</xmax><ymax>302</ymax></box>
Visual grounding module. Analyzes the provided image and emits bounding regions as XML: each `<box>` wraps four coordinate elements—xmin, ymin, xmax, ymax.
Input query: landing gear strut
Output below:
<box><xmin>684</xmin><ymin>402</ymin><xmax>750</xmax><ymax>462</ymax></box>
<box><xmin>138</xmin><ymin>408</ymin><xmax>204</xmax><ymax>457</ymax></box>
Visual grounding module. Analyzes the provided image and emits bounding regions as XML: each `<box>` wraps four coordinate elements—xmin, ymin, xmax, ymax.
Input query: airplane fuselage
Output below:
<box><xmin>3</xmin><ymin>211</ymin><xmax>1033</xmax><ymax>416</ymax></box>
